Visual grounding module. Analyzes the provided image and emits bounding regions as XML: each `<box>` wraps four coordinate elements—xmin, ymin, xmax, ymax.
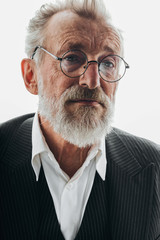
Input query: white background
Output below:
<box><xmin>0</xmin><ymin>0</ymin><xmax>160</xmax><ymax>144</ymax></box>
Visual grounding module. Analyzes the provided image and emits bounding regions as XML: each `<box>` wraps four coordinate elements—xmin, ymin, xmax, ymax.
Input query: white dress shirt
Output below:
<box><xmin>31</xmin><ymin>113</ymin><xmax>107</xmax><ymax>240</ymax></box>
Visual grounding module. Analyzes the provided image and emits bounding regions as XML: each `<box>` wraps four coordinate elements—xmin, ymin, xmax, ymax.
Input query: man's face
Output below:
<box><xmin>37</xmin><ymin>10</ymin><xmax>121</xmax><ymax>147</ymax></box>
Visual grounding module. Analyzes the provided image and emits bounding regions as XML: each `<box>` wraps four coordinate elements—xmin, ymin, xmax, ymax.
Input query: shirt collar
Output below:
<box><xmin>95</xmin><ymin>138</ymin><xmax>107</xmax><ymax>181</ymax></box>
<box><xmin>32</xmin><ymin>112</ymin><xmax>48</xmax><ymax>180</ymax></box>
<box><xmin>31</xmin><ymin>112</ymin><xmax>107</xmax><ymax>181</ymax></box>
<box><xmin>86</xmin><ymin>138</ymin><xmax>107</xmax><ymax>181</ymax></box>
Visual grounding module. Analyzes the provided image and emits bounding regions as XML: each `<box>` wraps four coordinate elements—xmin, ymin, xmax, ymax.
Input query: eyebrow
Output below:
<box><xmin>103</xmin><ymin>45</ymin><xmax>115</xmax><ymax>54</ymax></box>
<box><xmin>56</xmin><ymin>43</ymin><xmax>86</xmax><ymax>56</ymax></box>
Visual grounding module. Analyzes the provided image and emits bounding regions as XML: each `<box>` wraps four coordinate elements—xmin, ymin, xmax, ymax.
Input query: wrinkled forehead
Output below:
<box><xmin>45</xmin><ymin>10</ymin><xmax>122</xmax><ymax>56</ymax></box>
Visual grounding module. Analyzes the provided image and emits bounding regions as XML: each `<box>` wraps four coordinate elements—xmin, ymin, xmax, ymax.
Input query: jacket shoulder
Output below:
<box><xmin>0</xmin><ymin>113</ymin><xmax>34</xmax><ymax>157</ymax></box>
<box><xmin>110</xmin><ymin>128</ymin><xmax>160</xmax><ymax>167</ymax></box>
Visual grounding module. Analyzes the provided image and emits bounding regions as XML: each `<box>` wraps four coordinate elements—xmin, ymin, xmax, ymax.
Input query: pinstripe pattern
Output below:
<box><xmin>0</xmin><ymin>114</ymin><xmax>160</xmax><ymax>240</ymax></box>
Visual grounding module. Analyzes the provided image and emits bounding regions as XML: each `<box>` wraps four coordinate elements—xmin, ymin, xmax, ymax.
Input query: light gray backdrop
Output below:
<box><xmin>0</xmin><ymin>0</ymin><xmax>159</xmax><ymax>144</ymax></box>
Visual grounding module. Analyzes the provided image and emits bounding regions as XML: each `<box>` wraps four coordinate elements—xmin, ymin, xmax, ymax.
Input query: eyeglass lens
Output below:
<box><xmin>61</xmin><ymin>50</ymin><xmax>126</xmax><ymax>82</ymax></box>
<box><xmin>99</xmin><ymin>55</ymin><xmax>125</xmax><ymax>82</ymax></box>
<box><xmin>61</xmin><ymin>50</ymin><xmax>87</xmax><ymax>77</ymax></box>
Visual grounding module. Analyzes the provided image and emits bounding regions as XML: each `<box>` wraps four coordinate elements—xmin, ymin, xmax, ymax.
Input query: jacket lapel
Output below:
<box><xmin>106</xmin><ymin>129</ymin><xmax>155</xmax><ymax>240</ymax></box>
<box><xmin>75</xmin><ymin>129</ymin><xmax>155</xmax><ymax>240</ymax></box>
<box><xmin>76</xmin><ymin>173</ymin><xmax>112</xmax><ymax>239</ymax></box>
<box><xmin>2</xmin><ymin>116</ymin><xmax>33</xmax><ymax>168</ymax></box>
<box><xmin>37</xmin><ymin>167</ymin><xmax>65</xmax><ymax>240</ymax></box>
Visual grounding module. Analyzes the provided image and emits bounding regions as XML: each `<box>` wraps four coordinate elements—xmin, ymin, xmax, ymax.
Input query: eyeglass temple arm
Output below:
<box><xmin>125</xmin><ymin>61</ymin><xmax>130</xmax><ymax>69</ymax></box>
<box><xmin>31</xmin><ymin>46</ymin><xmax>61</xmax><ymax>60</ymax></box>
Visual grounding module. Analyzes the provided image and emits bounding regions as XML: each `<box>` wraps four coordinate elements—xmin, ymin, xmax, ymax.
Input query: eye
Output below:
<box><xmin>106</xmin><ymin>62</ymin><xmax>114</xmax><ymax>68</ymax></box>
<box><xmin>101</xmin><ymin>59</ymin><xmax>115</xmax><ymax>68</ymax></box>
<box><xmin>64</xmin><ymin>54</ymin><xmax>81</xmax><ymax>64</ymax></box>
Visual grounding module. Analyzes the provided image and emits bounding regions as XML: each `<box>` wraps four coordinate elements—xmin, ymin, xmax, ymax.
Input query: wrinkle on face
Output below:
<box><xmin>46</xmin><ymin>10</ymin><xmax>121</xmax><ymax>57</ymax></box>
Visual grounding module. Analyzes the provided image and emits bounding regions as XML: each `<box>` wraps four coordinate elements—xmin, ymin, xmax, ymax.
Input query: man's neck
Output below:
<box><xmin>39</xmin><ymin>116</ymin><xmax>91</xmax><ymax>178</ymax></box>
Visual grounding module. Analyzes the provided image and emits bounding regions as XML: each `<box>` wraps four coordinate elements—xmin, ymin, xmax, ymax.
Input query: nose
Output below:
<box><xmin>79</xmin><ymin>61</ymin><xmax>100</xmax><ymax>89</ymax></box>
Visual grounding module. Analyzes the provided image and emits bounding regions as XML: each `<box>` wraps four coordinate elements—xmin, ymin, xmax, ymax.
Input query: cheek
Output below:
<box><xmin>101</xmin><ymin>81</ymin><xmax>118</xmax><ymax>99</ymax></box>
<box><xmin>39</xmin><ymin>62</ymin><xmax>75</xmax><ymax>99</ymax></box>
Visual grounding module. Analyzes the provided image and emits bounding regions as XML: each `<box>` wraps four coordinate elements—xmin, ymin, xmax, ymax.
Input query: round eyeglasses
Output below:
<box><xmin>31</xmin><ymin>46</ymin><xmax>129</xmax><ymax>83</ymax></box>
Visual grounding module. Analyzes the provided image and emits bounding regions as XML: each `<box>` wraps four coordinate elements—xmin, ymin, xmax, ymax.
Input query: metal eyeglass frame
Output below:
<box><xmin>31</xmin><ymin>45</ymin><xmax>130</xmax><ymax>83</ymax></box>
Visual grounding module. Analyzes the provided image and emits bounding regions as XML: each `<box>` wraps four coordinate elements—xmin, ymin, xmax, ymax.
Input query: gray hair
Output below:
<box><xmin>25</xmin><ymin>0</ymin><xmax>123</xmax><ymax>62</ymax></box>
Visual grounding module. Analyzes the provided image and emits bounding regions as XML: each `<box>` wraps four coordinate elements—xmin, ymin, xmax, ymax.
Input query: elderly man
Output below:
<box><xmin>0</xmin><ymin>0</ymin><xmax>160</xmax><ymax>239</ymax></box>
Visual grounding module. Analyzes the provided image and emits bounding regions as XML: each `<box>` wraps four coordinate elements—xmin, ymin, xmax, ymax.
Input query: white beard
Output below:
<box><xmin>38</xmin><ymin>80</ymin><xmax>115</xmax><ymax>148</ymax></box>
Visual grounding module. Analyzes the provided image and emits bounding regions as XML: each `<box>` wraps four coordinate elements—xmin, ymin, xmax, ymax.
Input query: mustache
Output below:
<box><xmin>62</xmin><ymin>85</ymin><xmax>109</xmax><ymax>107</ymax></box>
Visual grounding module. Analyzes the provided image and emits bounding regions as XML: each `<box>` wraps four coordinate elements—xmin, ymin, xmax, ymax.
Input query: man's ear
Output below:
<box><xmin>21</xmin><ymin>58</ymin><xmax>38</xmax><ymax>95</ymax></box>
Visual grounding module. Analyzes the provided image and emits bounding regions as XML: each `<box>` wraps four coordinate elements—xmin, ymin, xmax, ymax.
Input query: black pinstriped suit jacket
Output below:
<box><xmin>0</xmin><ymin>113</ymin><xmax>160</xmax><ymax>240</ymax></box>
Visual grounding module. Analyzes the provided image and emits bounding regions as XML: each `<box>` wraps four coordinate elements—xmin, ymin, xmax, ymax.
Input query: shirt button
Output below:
<box><xmin>67</xmin><ymin>183</ymin><xmax>73</xmax><ymax>190</ymax></box>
